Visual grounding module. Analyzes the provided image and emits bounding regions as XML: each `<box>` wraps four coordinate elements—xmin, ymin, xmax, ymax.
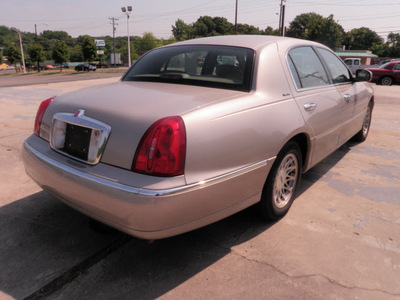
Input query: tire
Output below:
<box><xmin>258</xmin><ymin>141</ymin><xmax>302</xmax><ymax>221</ymax></box>
<box><xmin>380</xmin><ymin>76</ymin><xmax>393</xmax><ymax>86</ymax></box>
<box><xmin>352</xmin><ymin>102</ymin><xmax>373</xmax><ymax>143</ymax></box>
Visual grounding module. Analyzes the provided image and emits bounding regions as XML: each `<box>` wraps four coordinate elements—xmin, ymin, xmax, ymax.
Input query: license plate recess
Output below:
<box><xmin>50</xmin><ymin>110</ymin><xmax>111</xmax><ymax>165</ymax></box>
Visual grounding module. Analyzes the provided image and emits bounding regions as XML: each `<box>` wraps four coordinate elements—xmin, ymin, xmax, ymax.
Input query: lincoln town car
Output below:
<box><xmin>22</xmin><ymin>36</ymin><xmax>374</xmax><ymax>239</ymax></box>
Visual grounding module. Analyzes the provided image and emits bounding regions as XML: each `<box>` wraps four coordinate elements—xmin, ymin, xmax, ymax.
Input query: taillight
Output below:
<box><xmin>34</xmin><ymin>96</ymin><xmax>55</xmax><ymax>136</ymax></box>
<box><xmin>132</xmin><ymin>116</ymin><xmax>186</xmax><ymax>177</ymax></box>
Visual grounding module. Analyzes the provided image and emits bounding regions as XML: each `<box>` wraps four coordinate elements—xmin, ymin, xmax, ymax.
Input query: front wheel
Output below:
<box><xmin>258</xmin><ymin>141</ymin><xmax>302</xmax><ymax>221</ymax></box>
<box><xmin>380</xmin><ymin>76</ymin><xmax>393</xmax><ymax>86</ymax></box>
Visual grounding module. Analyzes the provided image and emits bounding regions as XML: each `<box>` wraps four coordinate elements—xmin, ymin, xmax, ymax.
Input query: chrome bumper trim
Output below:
<box><xmin>24</xmin><ymin>140</ymin><xmax>270</xmax><ymax>197</ymax></box>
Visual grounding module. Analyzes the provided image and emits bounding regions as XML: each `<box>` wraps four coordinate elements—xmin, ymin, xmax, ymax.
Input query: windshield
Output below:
<box><xmin>379</xmin><ymin>62</ymin><xmax>392</xmax><ymax>69</ymax></box>
<box><xmin>122</xmin><ymin>45</ymin><xmax>254</xmax><ymax>92</ymax></box>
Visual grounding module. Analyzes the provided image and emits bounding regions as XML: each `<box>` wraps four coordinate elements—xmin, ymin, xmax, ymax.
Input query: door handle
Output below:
<box><xmin>343</xmin><ymin>94</ymin><xmax>352</xmax><ymax>101</ymax></box>
<box><xmin>304</xmin><ymin>103</ymin><xmax>317</xmax><ymax>112</ymax></box>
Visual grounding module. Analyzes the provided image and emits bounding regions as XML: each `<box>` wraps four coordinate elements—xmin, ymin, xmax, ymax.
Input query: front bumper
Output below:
<box><xmin>22</xmin><ymin>135</ymin><xmax>270</xmax><ymax>239</ymax></box>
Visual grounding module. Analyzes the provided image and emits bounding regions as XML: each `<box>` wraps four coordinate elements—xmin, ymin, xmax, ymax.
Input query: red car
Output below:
<box><xmin>365</xmin><ymin>61</ymin><xmax>400</xmax><ymax>86</ymax></box>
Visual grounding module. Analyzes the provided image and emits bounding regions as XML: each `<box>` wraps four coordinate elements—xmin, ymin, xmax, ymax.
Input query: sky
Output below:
<box><xmin>1</xmin><ymin>0</ymin><xmax>400</xmax><ymax>41</ymax></box>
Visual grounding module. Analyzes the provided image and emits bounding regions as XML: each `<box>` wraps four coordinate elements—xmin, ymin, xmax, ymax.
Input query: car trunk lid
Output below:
<box><xmin>42</xmin><ymin>81</ymin><xmax>245</xmax><ymax>170</ymax></box>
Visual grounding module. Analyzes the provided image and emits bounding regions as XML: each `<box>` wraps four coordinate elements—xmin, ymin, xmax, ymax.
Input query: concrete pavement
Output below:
<box><xmin>0</xmin><ymin>79</ymin><xmax>399</xmax><ymax>299</ymax></box>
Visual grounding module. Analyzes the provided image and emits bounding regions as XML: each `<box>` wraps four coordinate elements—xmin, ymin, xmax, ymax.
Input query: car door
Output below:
<box><xmin>287</xmin><ymin>46</ymin><xmax>347</xmax><ymax>167</ymax></box>
<box><xmin>393</xmin><ymin>63</ymin><xmax>400</xmax><ymax>83</ymax></box>
<box><xmin>315</xmin><ymin>47</ymin><xmax>361</xmax><ymax>144</ymax></box>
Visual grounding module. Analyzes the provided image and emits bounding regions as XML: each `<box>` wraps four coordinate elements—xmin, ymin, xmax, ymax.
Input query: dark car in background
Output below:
<box><xmin>365</xmin><ymin>61</ymin><xmax>400</xmax><ymax>86</ymax></box>
<box><xmin>75</xmin><ymin>63</ymin><xmax>97</xmax><ymax>72</ymax></box>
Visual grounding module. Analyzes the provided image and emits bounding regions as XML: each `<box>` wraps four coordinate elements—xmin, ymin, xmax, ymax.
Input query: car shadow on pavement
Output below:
<box><xmin>0</xmin><ymin>191</ymin><xmax>128</xmax><ymax>299</ymax></box>
<box><xmin>0</xmin><ymin>190</ymin><xmax>276</xmax><ymax>299</ymax></box>
<box><xmin>298</xmin><ymin>142</ymin><xmax>353</xmax><ymax>196</ymax></box>
<box><xmin>0</xmin><ymin>144</ymin><xmax>355</xmax><ymax>299</ymax></box>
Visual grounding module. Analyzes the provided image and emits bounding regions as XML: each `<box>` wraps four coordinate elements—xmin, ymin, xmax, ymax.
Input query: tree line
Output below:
<box><xmin>0</xmin><ymin>26</ymin><xmax>175</xmax><ymax>71</ymax></box>
<box><xmin>172</xmin><ymin>13</ymin><xmax>400</xmax><ymax>57</ymax></box>
<box><xmin>1</xmin><ymin>12</ymin><xmax>400</xmax><ymax>72</ymax></box>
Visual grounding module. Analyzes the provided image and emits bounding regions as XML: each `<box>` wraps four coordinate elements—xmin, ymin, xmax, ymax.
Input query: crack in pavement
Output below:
<box><xmin>197</xmin><ymin>233</ymin><xmax>400</xmax><ymax>297</ymax></box>
<box><xmin>230</xmin><ymin>248</ymin><xmax>400</xmax><ymax>297</ymax></box>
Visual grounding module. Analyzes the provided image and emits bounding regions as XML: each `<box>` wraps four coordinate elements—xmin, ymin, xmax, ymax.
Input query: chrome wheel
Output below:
<box><xmin>273</xmin><ymin>153</ymin><xmax>299</xmax><ymax>209</ymax></box>
<box><xmin>259</xmin><ymin>141</ymin><xmax>302</xmax><ymax>220</ymax></box>
<box><xmin>362</xmin><ymin>106</ymin><xmax>371</xmax><ymax>137</ymax></box>
<box><xmin>352</xmin><ymin>102</ymin><xmax>373</xmax><ymax>143</ymax></box>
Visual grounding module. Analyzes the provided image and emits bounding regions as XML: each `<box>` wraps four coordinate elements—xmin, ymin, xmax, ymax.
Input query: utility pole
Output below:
<box><xmin>234</xmin><ymin>0</ymin><xmax>238</xmax><ymax>35</ymax></box>
<box><xmin>13</xmin><ymin>28</ymin><xmax>26</xmax><ymax>74</ymax></box>
<box><xmin>109</xmin><ymin>17</ymin><xmax>119</xmax><ymax>68</ymax></box>
<box><xmin>34</xmin><ymin>23</ymin><xmax>48</xmax><ymax>42</ymax></box>
<box><xmin>279</xmin><ymin>0</ymin><xmax>286</xmax><ymax>36</ymax></box>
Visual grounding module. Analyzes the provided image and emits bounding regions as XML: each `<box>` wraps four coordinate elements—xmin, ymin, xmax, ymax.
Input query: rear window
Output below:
<box><xmin>122</xmin><ymin>45</ymin><xmax>254</xmax><ymax>91</ymax></box>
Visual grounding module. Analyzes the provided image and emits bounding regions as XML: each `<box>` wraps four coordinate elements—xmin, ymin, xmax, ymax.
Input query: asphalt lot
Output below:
<box><xmin>0</xmin><ymin>76</ymin><xmax>399</xmax><ymax>299</ymax></box>
<box><xmin>0</xmin><ymin>69</ymin><xmax>124</xmax><ymax>87</ymax></box>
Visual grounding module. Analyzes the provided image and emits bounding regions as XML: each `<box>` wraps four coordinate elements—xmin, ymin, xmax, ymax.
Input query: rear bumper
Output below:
<box><xmin>22</xmin><ymin>135</ymin><xmax>270</xmax><ymax>239</ymax></box>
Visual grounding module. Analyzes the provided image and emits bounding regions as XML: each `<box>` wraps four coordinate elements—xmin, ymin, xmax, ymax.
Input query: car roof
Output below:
<box><xmin>169</xmin><ymin>35</ymin><xmax>322</xmax><ymax>51</ymax></box>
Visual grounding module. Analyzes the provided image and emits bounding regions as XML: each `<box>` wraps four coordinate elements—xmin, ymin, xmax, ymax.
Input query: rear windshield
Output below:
<box><xmin>122</xmin><ymin>45</ymin><xmax>254</xmax><ymax>92</ymax></box>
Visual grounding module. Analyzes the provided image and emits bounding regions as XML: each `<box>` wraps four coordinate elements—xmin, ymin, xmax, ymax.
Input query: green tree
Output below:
<box><xmin>53</xmin><ymin>41</ymin><xmax>70</xmax><ymax>72</ymax></box>
<box><xmin>29</xmin><ymin>43</ymin><xmax>46</xmax><ymax>72</ymax></box>
<box><xmin>41</xmin><ymin>30</ymin><xmax>72</xmax><ymax>44</ymax></box>
<box><xmin>286</xmin><ymin>12</ymin><xmax>321</xmax><ymax>39</ymax></box>
<box><xmin>134</xmin><ymin>32</ymin><xmax>162</xmax><ymax>52</ymax></box>
<box><xmin>193</xmin><ymin>16</ymin><xmax>216</xmax><ymax>37</ymax></box>
<box><xmin>0</xmin><ymin>51</ymin><xmax>3</xmax><ymax>64</ymax></box>
<box><xmin>387</xmin><ymin>32</ymin><xmax>400</xmax><ymax>47</ymax></box>
<box><xmin>70</xmin><ymin>45</ymin><xmax>84</xmax><ymax>62</ymax></box>
<box><xmin>344</xmin><ymin>27</ymin><xmax>382</xmax><ymax>50</ymax></box>
<box><xmin>370</xmin><ymin>43</ymin><xmax>389</xmax><ymax>57</ymax></box>
<box><xmin>318</xmin><ymin>15</ymin><xmax>345</xmax><ymax>49</ymax></box>
<box><xmin>0</xmin><ymin>25</ymin><xmax>18</xmax><ymax>48</ymax></box>
<box><xmin>160</xmin><ymin>37</ymin><xmax>176</xmax><ymax>46</ymax></box>
<box><xmin>81</xmin><ymin>35</ymin><xmax>97</xmax><ymax>62</ymax></box>
<box><xmin>213</xmin><ymin>17</ymin><xmax>233</xmax><ymax>35</ymax></box>
<box><xmin>287</xmin><ymin>13</ymin><xmax>344</xmax><ymax>49</ymax></box>
<box><xmin>6</xmin><ymin>45</ymin><xmax>21</xmax><ymax>72</ymax></box>
<box><xmin>386</xmin><ymin>32</ymin><xmax>400</xmax><ymax>57</ymax></box>
<box><xmin>236</xmin><ymin>23</ymin><xmax>263</xmax><ymax>35</ymax></box>
<box><xmin>263</xmin><ymin>26</ymin><xmax>280</xmax><ymax>36</ymax></box>
<box><xmin>172</xmin><ymin>19</ymin><xmax>194</xmax><ymax>41</ymax></box>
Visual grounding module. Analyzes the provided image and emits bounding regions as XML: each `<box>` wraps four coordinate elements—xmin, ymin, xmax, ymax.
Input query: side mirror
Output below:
<box><xmin>355</xmin><ymin>69</ymin><xmax>371</xmax><ymax>82</ymax></box>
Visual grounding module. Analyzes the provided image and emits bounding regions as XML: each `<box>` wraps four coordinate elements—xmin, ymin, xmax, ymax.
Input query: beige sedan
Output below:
<box><xmin>22</xmin><ymin>36</ymin><xmax>374</xmax><ymax>239</ymax></box>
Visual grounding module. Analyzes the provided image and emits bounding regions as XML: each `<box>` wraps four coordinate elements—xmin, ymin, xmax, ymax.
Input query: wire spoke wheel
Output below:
<box><xmin>273</xmin><ymin>153</ymin><xmax>299</xmax><ymax>208</ymax></box>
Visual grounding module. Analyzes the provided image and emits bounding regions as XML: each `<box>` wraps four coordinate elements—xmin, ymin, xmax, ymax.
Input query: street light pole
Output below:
<box><xmin>13</xmin><ymin>28</ymin><xmax>26</xmax><ymax>74</ymax></box>
<box><xmin>121</xmin><ymin>6</ymin><xmax>133</xmax><ymax>67</ymax></box>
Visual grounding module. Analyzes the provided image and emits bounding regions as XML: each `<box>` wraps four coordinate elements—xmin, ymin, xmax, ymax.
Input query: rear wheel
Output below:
<box><xmin>380</xmin><ymin>76</ymin><xmax>393</xmax><ymax>86</ymax></box>
<box><xmin>352</xmin><ymin>102</ymin><xmax>373</xmax><ymax>142</ymax></box>
<box><xmin>258</xmin><ymin>141</ymin><xmax>302</xmax><ymax>220</ymax></box>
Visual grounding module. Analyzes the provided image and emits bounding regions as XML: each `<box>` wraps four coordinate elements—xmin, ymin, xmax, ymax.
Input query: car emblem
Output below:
<box><xmin>74</xmin><ymin>109</ymin><xmax>85</xmax><ymax>118</ymax></box>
